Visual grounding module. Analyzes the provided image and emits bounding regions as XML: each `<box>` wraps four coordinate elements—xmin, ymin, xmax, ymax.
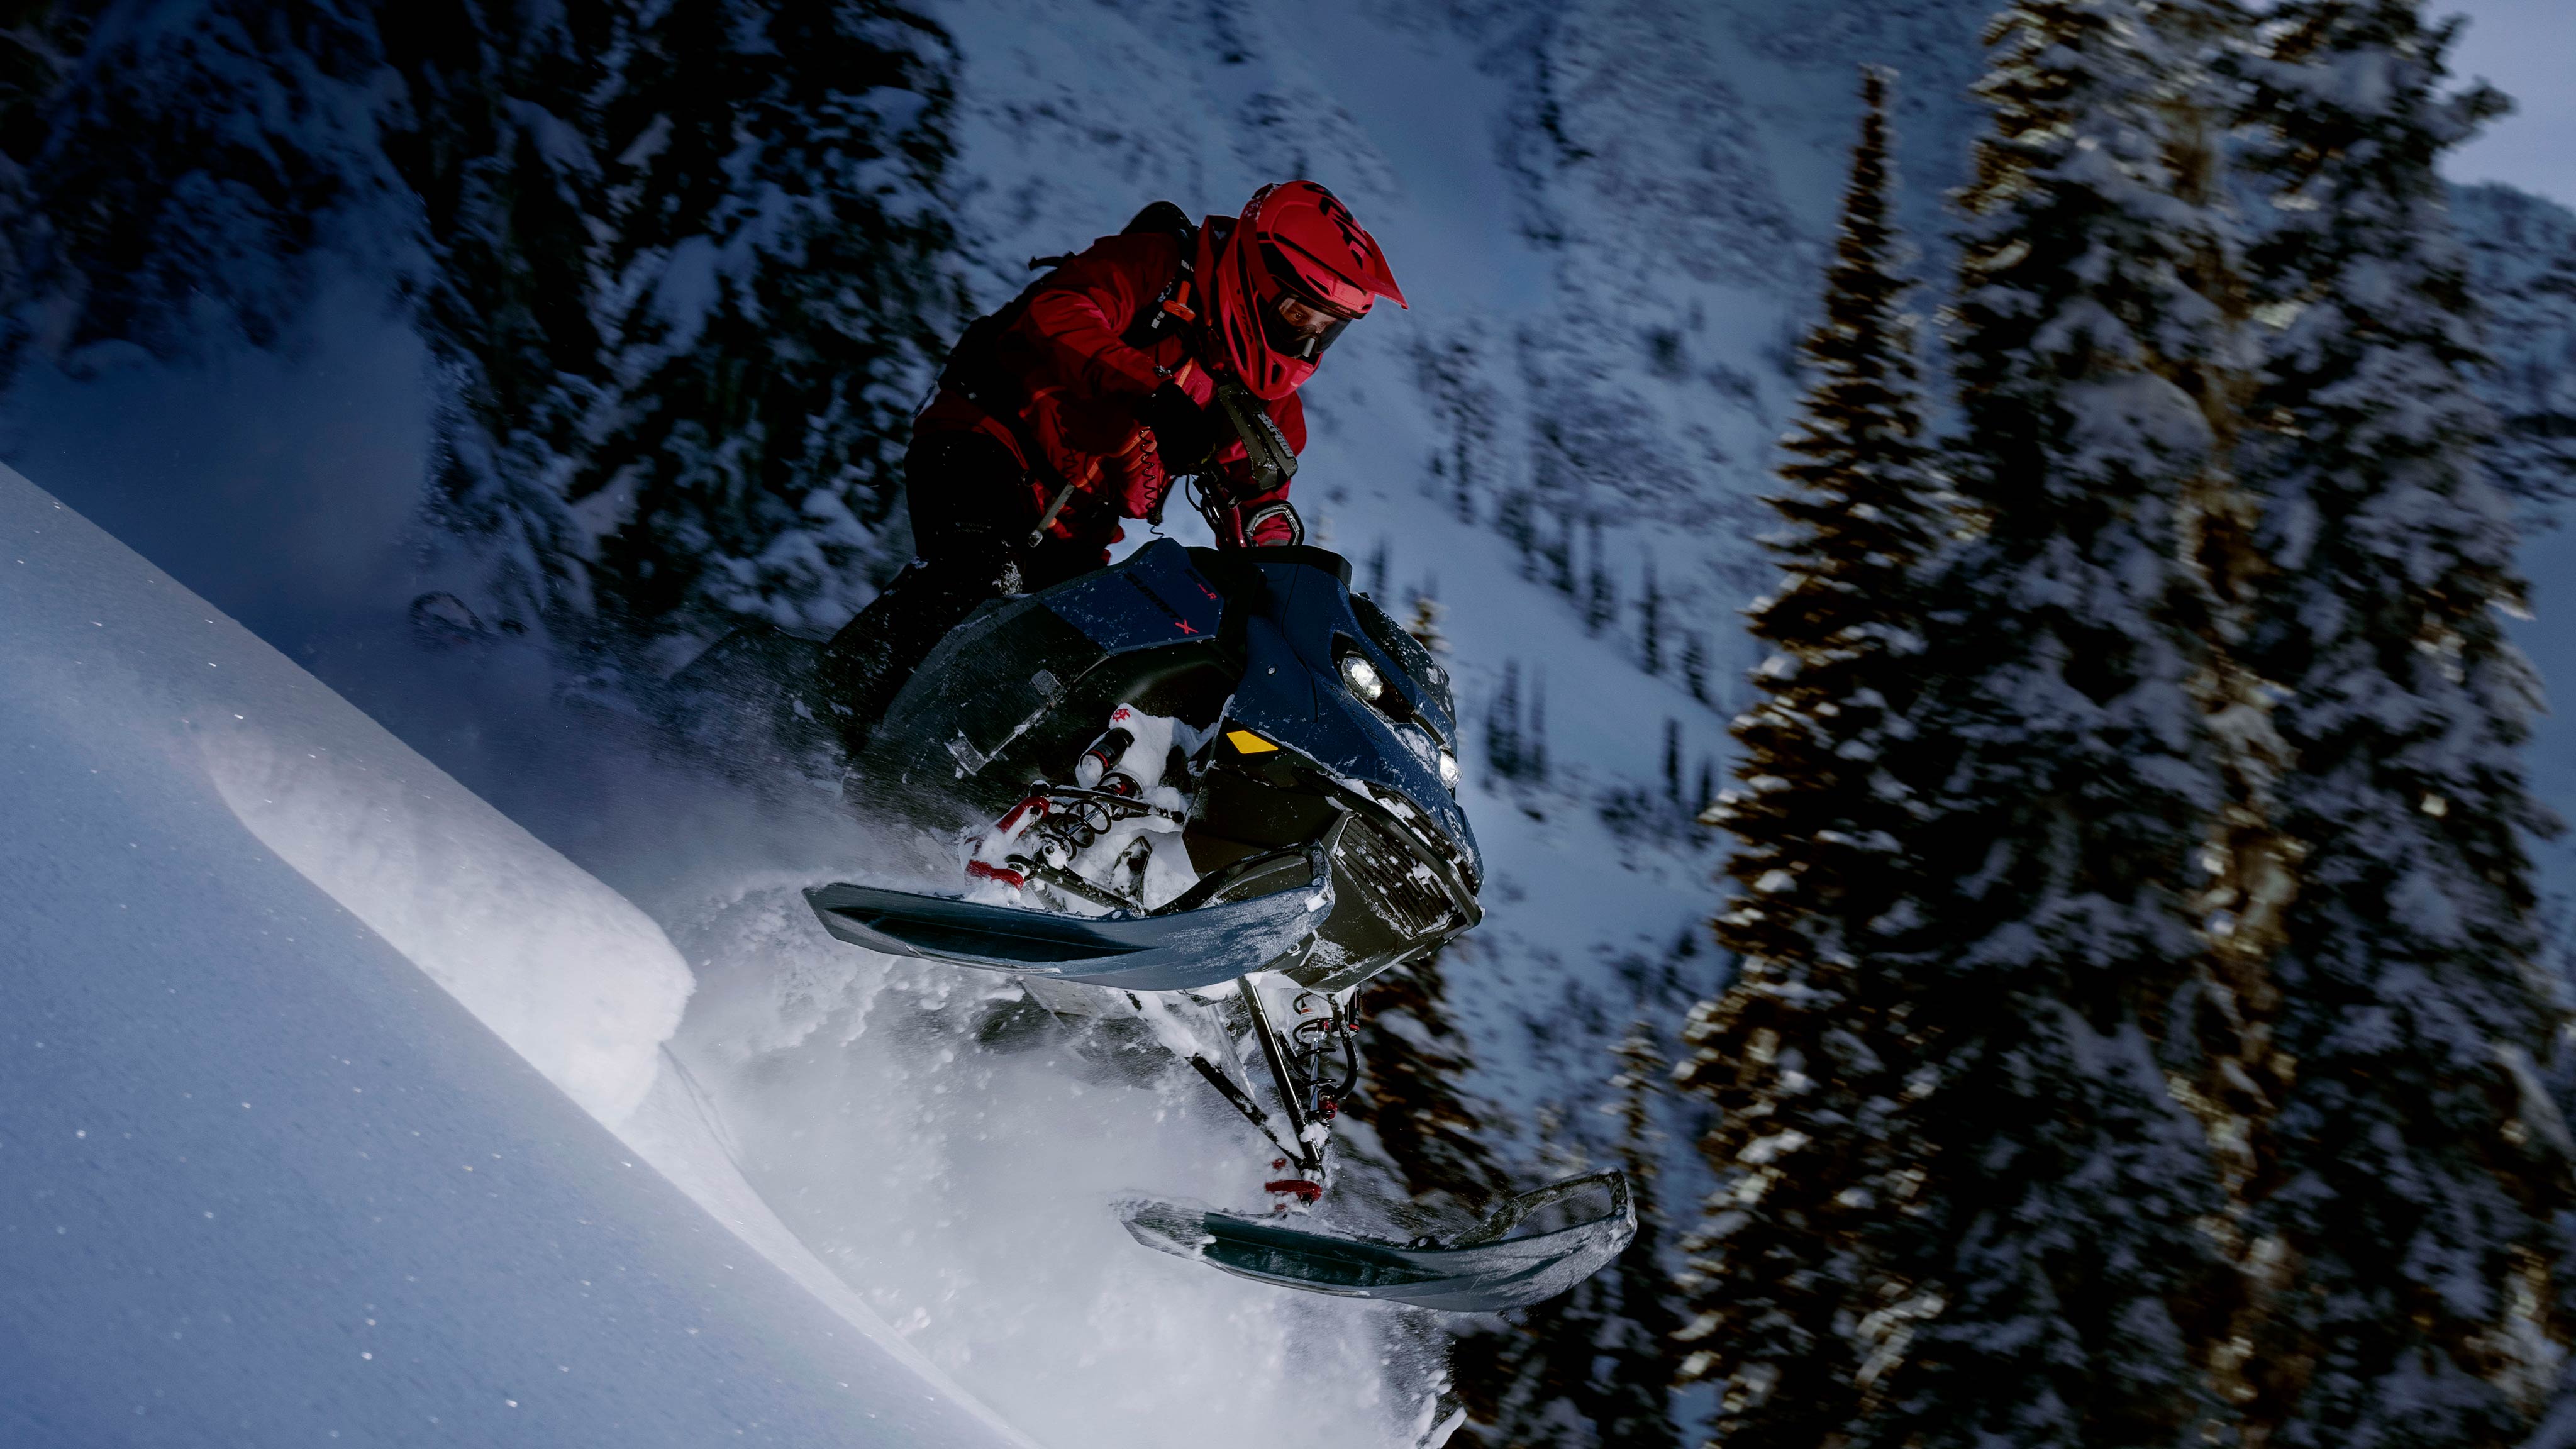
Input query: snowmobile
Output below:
<box><xmin>798</xmin><ymin>537</ymin><xmax>1634</xmax><ymax>1313</ymax></box>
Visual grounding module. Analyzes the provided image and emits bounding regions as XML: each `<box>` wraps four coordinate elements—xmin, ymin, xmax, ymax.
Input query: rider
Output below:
<box><xmin>816</xmin><ymin>180</ymin><xmax>1407</xmax><ymax>752</ymax></box>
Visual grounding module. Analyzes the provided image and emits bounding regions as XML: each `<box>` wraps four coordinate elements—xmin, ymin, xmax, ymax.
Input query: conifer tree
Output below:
<box><xmin>2453</xmin><ymin>182</ymin><xmax>2576</xmax><ymax>508</ymax></box>
<box><xmin>1526</xmin><ymin>672</ymin><xmax>1549</xmax><ymax>783</ymax></box>
<box><xmin>1584</xmin><ymin>518</ymin><xmax>1614</xmax><ymax>635</ymax></box>
<box><xmin>1450</xmin><ymin>1031</ymin><xmax>1684</xmax><ymax>1449</ymax></box>
<box><xmin>1596</xmin><ymin>1024</ymin><xmax>1685</xmax><ymax>1448</ymax></box>
<box><xmin>1</xmin><ymin>0</ymin><xmax>963</xmax><ymax>649</ymax></box>
<box><xmin>579</xmin><ymin>0</ymin><xmax>959</xmax><ymax>640</ymax></box>
<box><xmin>1672</xmin><ymin>67</ymin><xmax>1943</xmax><ymax>1448</ymax></box>
<box><xmin>1341</xmin><ymin>944</ymin><xmax>1509</xmax><ymax>1222</ymax></box>
<box><xmin>1</xmin><ymin>0</ymin><xmax>389</xmax><ymax>369</ymax></box>
<box><xmin>1406</xmin><ymin>592</ymin><xmax>1448</xmax><ymax>656</ymax></box>
<box><xmin>1487</xmin><ymin>660</ymin><xmax>1524</xmax><ymax>784</ymax></box>
<box><xmin>0</xmin><ymin>3</ymin><xmax>86</xmax><ymax>360</ymax></box>
<box><xmin>1863</xmin><ymin>4</ymin><xmax>2258</xmax><ymax>1443</ymax></box>
<box><xmin>1501</xmin><ymin>489</ymin><xmax>1538</xmax><ymax>572</ymax></box>
<box><xmin>2238</xmin><ymin>5</ymin><xmax>2570</xmax><ymax>1441</ymax></box>
<box><xmin>381</xmin><ymin>0</ymin><xmax>618</xmax><ymax>627</ymax></box>
<box><xmin>1640</xmin><ymin>558</ymin><xmax>1663</xmax><ymax>675</ymax></box>
<box><xmin>2122</xmin><ymin>0</ymin><xmax>2298</xmax><ymax>1416</ymax></box>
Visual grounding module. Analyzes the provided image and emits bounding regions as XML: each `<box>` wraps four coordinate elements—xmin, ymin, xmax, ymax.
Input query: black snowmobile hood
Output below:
<box><xmin>815</xmin><ymin>538</ymin><xmax>1478</xmax><ymax>992</ymax></box>
<box><xmin>1169</xmin><ymin>543</ymin><xmax>1480</xmax><ymax>888</ymax></box>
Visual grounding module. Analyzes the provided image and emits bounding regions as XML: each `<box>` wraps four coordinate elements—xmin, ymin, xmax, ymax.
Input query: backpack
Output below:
<box><xmin>933</xmin><ymin>201</ymin><xmax>1201</xmax><ymax>418</ymax></box>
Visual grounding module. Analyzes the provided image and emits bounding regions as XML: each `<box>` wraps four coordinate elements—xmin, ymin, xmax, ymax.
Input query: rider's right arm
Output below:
<box><xmin>1011</xmin><ymin>235</ymin><xmax>1175</xmax><ymax>403</ymax></box>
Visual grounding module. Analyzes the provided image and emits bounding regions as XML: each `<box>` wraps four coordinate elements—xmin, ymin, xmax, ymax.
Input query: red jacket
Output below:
<box><xmin>916</xmin><ymin>228</ymin><xmax>1305</xmax><ymax>552</ymax></box>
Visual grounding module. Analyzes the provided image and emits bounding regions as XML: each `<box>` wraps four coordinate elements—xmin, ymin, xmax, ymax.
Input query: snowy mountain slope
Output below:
<box><xmin>0</xmin><ymin>465</ymin><xmax>1028</xmax><ymax>1447</ymax></box>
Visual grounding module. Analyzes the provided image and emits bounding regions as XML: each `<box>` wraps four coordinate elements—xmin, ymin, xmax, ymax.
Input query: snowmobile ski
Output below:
<box><xmin>804</xmin><ymin>838</ymin><xmax>1335</xmax><ymax>992</ymax></box>
<box><xmin>1118</xmin><ymin>1170</ymin><xmax>1636</xmax><ymax>1313</ymax></box>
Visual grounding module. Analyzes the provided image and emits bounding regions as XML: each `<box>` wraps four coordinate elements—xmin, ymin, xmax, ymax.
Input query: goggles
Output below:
<box><xmin>1257</xmin><ymin>242</ymin><xmax>1365</xmax><ymax>360</ymax></box>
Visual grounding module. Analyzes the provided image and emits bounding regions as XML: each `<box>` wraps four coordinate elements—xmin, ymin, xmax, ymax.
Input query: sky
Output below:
<box><xmin>2441</xmin><ymin>0</ymin><xmax>2576</xmax><ymax>208</ymax></box>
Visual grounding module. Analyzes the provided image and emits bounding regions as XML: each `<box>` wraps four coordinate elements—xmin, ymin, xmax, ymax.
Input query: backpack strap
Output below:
<box><xmin>1116</xmin><ymin>200</ymin><xmax>1201</xmax><ymax>350</ymax></box>
<box><xmin>937</xmin><ymin>201</ymin><xmax>1202</xmax><ymax>413</ymax></box>
<box><xmin>928</xmin><ymin>203</ymin><xmax>1206</xmax><ymax>518</ymax></box>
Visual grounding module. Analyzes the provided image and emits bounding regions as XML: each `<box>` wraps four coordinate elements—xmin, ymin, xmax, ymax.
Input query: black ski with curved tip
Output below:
<box><xmin>1118</xmin><ymin>1172</ymin><xmax>1637</xmax><ymax>1313</ymax></box>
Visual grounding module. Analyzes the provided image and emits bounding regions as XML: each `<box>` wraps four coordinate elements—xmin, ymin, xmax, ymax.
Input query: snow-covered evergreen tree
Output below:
<box><xmin>396</xmin><ymin>0</ymin><xmax>962</xmax><ymax>647</ymax></box>
<box><xmin>1862</xmin><ymin>4</ymin><xmax>2257</xmax><ymax>1444</ymax></box>
<box><xmin>1672</xmin><ymin>67</ymin><xmax>1945</xmax><ymax>1448</ymax></box>
<box><xmin>1343</xmin><ymin>943</ymin><xmax>1509</xmax><ymax>1221</ymax></box>
<box><xmin>1450</xmin><ymin>1031</ymin><xmax>1684</xmax><ymax>1449</ymax></box>
<box><xmin>1596</xmin><ymin>1023</ymin><xmax>1685</xmax><ymax>1449</ymax></box>
<box><xmin>380</xmin><ymin>0</ymin><xmax>618</xmax><ymax>628</ymax></box>
<box><xmin>0</xmin><ymin>0</ymin><xmax>389</xmax><ymax>370</ymax></box>
<box><xmin>2</xmin><ymin>0</ymin><xmax>962</xmax><ymax>650</ymax></box>
<box><xmin>2142</xmin><ymin>1</ymin><xmax>2300</xmax><ymax>1418</ymax></box>
<box><xmin>0</xmin><ymin>1</ymin><xmax>91</xmax><ymax>360</ymax></box>
<box><xmin>577</xmin><ymin>0</ymin><xmax>960</xmax><ymax>641</ymax></box>
<box><xmin>2237</xmin><ymin>6</ymin><xmax>2570</xmax><ymax>1442</ymax></box>
<box><xmin>1406</xmin><ymin>591</ymin><xmax>1449</xmax><ymax>656</ymax></box>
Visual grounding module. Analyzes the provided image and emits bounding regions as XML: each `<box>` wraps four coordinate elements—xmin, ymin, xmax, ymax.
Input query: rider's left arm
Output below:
<box><xmin>1014</xmin><ymin>236</ymin><xmax>1172</xmax><ymax>402</ymax></box>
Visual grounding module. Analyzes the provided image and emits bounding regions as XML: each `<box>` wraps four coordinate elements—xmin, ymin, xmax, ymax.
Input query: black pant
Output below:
<box><xmin>812</xmin><ymin>430</ymin><xmax>1094</xmax><ymax>753</ymax></box>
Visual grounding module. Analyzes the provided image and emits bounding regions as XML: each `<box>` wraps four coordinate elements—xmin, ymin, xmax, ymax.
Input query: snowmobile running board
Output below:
<box><xmin>1118</xmin><ymin>1170</ymin><xmax>1637</xmax><ymax>1313</ymax></box>
<box><xmin>803</xmin><ymin>843</ymin><xmax>1336</xmax><ymax>992</ymax></box>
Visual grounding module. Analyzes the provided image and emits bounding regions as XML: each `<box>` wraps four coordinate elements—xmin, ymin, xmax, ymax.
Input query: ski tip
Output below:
<box><xmin>1116</xmin><ymin>1198</ymin><xmax>1218</xmax><ymax>1260</ymax></box>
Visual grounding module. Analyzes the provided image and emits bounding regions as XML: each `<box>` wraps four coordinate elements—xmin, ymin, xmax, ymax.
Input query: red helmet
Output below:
<box><xmin>1202</xmin><ymin>181</ymin><xmax>1406</xmax><ymax>401</ymax></box>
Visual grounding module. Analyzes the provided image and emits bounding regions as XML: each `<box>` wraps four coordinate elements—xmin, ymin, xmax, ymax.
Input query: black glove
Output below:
<box><xmin>1139</xmin><ymin>383</ymin><xmax>1223</xmax><ymax>473</ymax></box>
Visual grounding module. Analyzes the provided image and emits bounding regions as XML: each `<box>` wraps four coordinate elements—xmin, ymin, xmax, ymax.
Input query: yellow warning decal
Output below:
<box><xmin>1226</xmin><ymin>729</ymin><xmax>1279</xmax><ymax>755</ymax></box>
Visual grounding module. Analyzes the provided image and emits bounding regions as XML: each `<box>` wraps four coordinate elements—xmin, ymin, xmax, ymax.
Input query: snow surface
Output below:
<box><xmin>200</xmin><ymin>677</ymin><xmax>692</xmax><ymax>1126</ymax></box>
<box><xmin>0</xmin><ymin>465</ymin><xmax>1028</xmax><ymax>1446</ymax></box>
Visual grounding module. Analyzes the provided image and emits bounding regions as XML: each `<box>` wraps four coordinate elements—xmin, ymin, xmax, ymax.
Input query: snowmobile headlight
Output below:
<box><xmin>1438</xmin><ymin>747</ymin><xmax>1461</xmax><ymax>794</ymax></box>
<box><xmin>1338</xmin><ymin>653</ymin><xmax>1385</xmax><ymax>702</ymax></box>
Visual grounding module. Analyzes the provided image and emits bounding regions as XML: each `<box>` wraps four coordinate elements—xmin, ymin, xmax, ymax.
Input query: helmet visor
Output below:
<box><xmin>1262</xmin><ymin>292</ymin><xmax>1356</xmax><ymax>361</ymax></box>
<box><xmin>1255</xmin><ymin>238</ymin><xmax>1368</xmax><ymax>361</ymax></box>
